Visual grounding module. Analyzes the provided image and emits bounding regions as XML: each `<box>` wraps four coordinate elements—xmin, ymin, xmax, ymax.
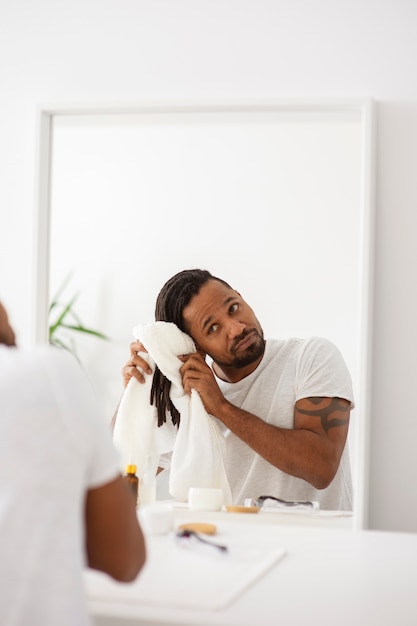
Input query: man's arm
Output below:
<box><xmin>208</xmin><ymin>396</ymin><xmax>349</xmax><ymax>489</ymax></box>
<box><xmin>85</xmin><ymin>475</ymin><xmax>146</xmax><ymax>582</ymax></box>
<box><xmin>179</xmin><ymin>353</ymin><xmax>350</xmax><ymax>489</ymax></box>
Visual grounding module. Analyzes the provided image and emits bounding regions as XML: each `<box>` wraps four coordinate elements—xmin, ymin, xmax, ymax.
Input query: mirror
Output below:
<box><xmin>34</xmin><ymin>100</ymin><xmax>374</xmax><ymax>529</ymax></box>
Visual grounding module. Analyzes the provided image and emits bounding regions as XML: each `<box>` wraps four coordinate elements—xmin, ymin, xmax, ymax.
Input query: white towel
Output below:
<box><xmin>113</xmin><ymin>321</ymin><xmax>232</xmax><ymax>504</ymax></box>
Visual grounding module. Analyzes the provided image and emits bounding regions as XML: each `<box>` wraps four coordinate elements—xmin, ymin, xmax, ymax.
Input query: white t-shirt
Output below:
<box><xmin>216</xmin><ymin>337</ymin><xmax>355</xmax><ymax>510</ymax></box>
<box><xmin>0</xmin><ymin>345</ymin><xmax>120</xmax><ymax>626</ymax></box>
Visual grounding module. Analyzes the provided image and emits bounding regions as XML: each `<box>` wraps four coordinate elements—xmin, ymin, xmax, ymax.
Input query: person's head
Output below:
<box><xmin>0</xmin><ymin>302</ymin><xmax>16</xmax><ymax>347</ymax></box>
<box><xmin>155</xmin><ymin>269</ymin><xmax>265</xmax><ymax>370</ymax></box>
<box><xmin>155</xmin><ymin>269</ymin><xmax>229</xmax><ymax>330</ymax></box>
<box><xmin>151</xmin><ymin>269</ymin><xmax>264</xmax><ymax>426</ymax></box>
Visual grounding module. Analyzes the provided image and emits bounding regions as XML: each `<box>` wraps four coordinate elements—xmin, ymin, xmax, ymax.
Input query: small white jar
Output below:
<box><xmin>188</xmin><ymin>487</ymin><xmax>224</xmax><ymax>511</ymax></box>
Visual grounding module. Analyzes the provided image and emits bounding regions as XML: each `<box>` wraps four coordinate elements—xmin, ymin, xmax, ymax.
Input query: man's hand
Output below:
<box><xmin>179</xmin><ymin>353</ymin><xmax>228</xmax><ymax>416</ymax></box>
<box><xmin>121</xmin><ymin>340</ymin><xmax>153</xmax><ymax>388</ymax></box>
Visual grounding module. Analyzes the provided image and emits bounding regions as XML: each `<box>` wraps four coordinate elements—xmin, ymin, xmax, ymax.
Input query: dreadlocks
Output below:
<box><xmin>150</xmin><ymin>269</ymin><xmax>232</xmax><ymax>427</ymax></box>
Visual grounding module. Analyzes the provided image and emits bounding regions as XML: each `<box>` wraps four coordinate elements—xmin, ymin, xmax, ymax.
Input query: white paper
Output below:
<box><xmin>85</xmin><ymin>533</ymin><xmax>285</xmax><ymax>611</ymax></box>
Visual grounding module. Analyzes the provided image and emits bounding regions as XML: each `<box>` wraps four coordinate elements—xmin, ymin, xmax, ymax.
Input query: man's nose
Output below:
<box><xmin>226</xmin><ymin>319</ymin><xmax>245</xmax><ymax>339</ymax></box>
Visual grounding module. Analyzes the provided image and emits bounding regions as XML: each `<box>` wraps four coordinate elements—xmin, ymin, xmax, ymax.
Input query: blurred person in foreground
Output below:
<box><xmin>0</xmin><ymin>300</ymin><xmax>146</xmax><ymax>626</ymax></box>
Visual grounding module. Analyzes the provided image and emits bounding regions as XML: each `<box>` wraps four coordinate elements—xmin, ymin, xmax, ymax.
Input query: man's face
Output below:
<box><xmin>0</xmin><ymin>302</ymin><xmax>16</xmax><ymax>347</ymax></box>
<box><xmin>182</xmin><ymin>280</ymin><xmax>265</xmax><ymax>370</ymax></box>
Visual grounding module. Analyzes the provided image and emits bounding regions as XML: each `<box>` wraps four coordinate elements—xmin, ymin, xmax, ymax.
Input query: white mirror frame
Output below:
<box><xmin>33</xmin><ymin>99</ymin><xmax>375</xmax><ymax>530</ymax></box>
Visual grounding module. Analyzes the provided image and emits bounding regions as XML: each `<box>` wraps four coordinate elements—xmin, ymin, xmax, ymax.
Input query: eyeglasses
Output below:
<box><xmin>249</xmin><ymin>495</ymin><xmax>320</xmax><ymax>511</ymax></box>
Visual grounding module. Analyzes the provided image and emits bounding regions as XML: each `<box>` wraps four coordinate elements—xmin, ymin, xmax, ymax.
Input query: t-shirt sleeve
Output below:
<box><xmin>294</xmin><ymin>337</ymin><xmax>355</xmax><ymax>407</ymax></box>
<box><xmin>42</xmin><ymin>347</ymin><xmax>121</xmax><ymax>489</ymax></box>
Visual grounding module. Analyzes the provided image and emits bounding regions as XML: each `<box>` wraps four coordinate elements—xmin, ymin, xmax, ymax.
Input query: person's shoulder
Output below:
<box><xmin>0</xmin><ymin>343</ymin><xmax>52</xmax><ymax>367</ymax></box>
<box><xmin>266</xmin><ymin>337</ymin><xmax>343</xmax><ymax>363</ymax></box>
<box><xmin>297</xmin><ymin>335</ymin><xmax>341</xmax><ymax>353</ymax></box>
<box><xmin>266</xmin><ymin>337</ymin><xmax>314</xmax><ymax>354</ymax></box>
<box><xmin>302</xmin><ymin>336</ymin><xmax>338</xmax><ymax>349</ymax></box>
<box><xmin>18</xmin><ymin>345</ymin><xmax>82</xmax><ymax>377</ymax></box>
<box><xmin>263</xmin><ymin>337</ymin><xmax>302</xmax><ymax>358</ymax></box>
<box><xmin>1</xmin><ymin>345</ymin><xmax>78</xmax><ymax>393</ymax></box>
<box><xmin>265</xmin><ymin>337</ymin><xmax>295</xmax><ymax>351</ymax></box>
<box><xmin>293</xmin><ymin>336</ymin><xmax>347</xmax><ymax>366</ymax></box>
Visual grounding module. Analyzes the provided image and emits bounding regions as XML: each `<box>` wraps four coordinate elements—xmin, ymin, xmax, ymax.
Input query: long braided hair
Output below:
<box><xmin>150</xmin><ymin>269</ymin><xmax>231</xmax><ymax>427</ymax></box>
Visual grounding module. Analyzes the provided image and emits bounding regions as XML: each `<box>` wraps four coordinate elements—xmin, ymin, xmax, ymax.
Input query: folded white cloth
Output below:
<box><xmin>113</xmin><ymin>321</ymin><xmax>232</xmax><ymax>504</ymax></box>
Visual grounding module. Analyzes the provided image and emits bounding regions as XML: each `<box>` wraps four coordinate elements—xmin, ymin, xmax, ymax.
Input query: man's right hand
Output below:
<box><xmin>121</xmin><ymin>341</ymin><xmax>153</xmax><ymax>388</ymax></box>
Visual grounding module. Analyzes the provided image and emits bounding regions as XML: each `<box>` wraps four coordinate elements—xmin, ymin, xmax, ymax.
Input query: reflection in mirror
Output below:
<box><xmin>34</xmin><ymin>101</ymin><xmax>374</xmax><ymax>529</ymax></box>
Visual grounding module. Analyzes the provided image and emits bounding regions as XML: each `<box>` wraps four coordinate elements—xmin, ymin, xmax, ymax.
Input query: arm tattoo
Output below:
<box><xmin>297</xmin><ymin>397</ymin><xmax>350</xmax><ymax>433</ymax></box>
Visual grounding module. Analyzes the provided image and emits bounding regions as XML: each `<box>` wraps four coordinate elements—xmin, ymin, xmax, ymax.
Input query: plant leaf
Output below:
<box><xmin>49</xmin><ymin>294</ymin><xmax>79</xmax><ymax>338</ymax></box>
<box><xmin>49</xmin><ymin>271</ymin><xmax>75</xmax><ymax>313</ymax></box>
<box><xmin>58</xmin><ymin>323</ymin><xmax>109</xmax><ymax>340</ymax></box>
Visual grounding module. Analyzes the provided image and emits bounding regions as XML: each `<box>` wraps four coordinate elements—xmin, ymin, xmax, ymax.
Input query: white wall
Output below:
<box><xmin>1</xmin><ymin>0</ymin><xmax>416</xmax><ymax>532</ymax></box>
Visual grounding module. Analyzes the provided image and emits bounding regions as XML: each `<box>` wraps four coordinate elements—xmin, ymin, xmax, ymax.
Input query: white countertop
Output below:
<box><xmin>86</xmin><ymin>507</ymin><xmax>417</xmax><ymax>626</ymax></box>
<box><xmin>168</xmin><ymin>500</ymin><xmax>354</xmax><ymax>528</ymax></box>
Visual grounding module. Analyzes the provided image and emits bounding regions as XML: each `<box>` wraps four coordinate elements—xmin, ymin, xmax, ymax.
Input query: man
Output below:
<box><xmin>120</xmin><ymin>269</ymin><xmax>354</xmax><ymax>510</ymax></box>
<box><xmin>0</xmin><ymin>301</ymin><xmax>146</xmax><ymax>626</ymax></box>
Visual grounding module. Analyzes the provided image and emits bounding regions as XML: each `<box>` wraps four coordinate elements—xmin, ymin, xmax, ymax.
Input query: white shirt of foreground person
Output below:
<box><xmin>0</xmin><ymin>345</ymin><xmax>125</xmax><ymax>626</ymax></box>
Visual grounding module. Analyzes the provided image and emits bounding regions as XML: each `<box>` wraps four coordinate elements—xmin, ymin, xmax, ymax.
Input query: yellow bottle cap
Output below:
<box><xmin>126</xmin><ymin>464</ymin><xmax>137</xmax><ymax>474</ymax></box>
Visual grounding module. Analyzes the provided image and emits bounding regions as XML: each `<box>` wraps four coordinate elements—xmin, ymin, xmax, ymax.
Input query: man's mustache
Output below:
<box><xmin>231</xmin><ymin>328</ymin><xmax>259</xmax><ymax>351</ymax></box>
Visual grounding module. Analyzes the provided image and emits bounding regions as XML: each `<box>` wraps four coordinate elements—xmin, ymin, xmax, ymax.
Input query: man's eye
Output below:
<box><xmin>208</xmin><ymin>324</ymin><xmax>218</xmax><ymax>335</ymax></box>
<box><xmin>230</xmin><ymin>303</ymin><xmax>239</xmax><ymax>313</ymax></box>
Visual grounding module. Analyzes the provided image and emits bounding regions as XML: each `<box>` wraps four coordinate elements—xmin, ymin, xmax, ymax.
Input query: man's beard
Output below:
<box><xmin>218</xmin><ymin>328</ymin><xmax>266</xmax><ymax>369</ymax></box>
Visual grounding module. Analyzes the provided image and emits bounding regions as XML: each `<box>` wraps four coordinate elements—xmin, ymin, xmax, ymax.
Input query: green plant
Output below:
<box><xmin>49</xmin><ymin>273</ymin><xmax>109</xmax><ymax>359</ymax></box>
